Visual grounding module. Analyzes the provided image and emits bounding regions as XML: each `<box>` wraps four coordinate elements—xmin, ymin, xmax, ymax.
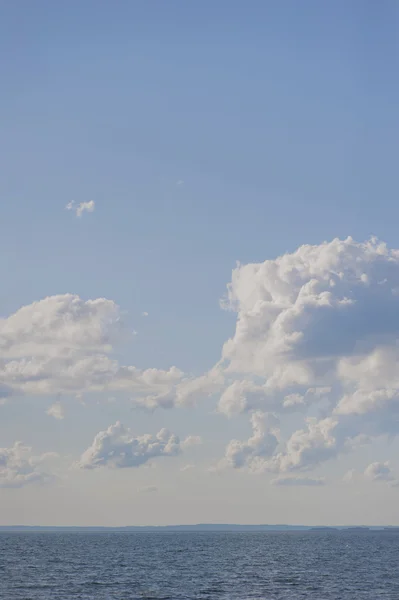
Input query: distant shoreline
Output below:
<box><xmin>1</xmin><ymin>524</ymin><xmax>399</xmax><ymax>532</ymax></box>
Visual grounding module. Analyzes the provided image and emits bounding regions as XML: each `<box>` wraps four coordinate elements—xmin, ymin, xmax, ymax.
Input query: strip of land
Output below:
<box><xmin>1</xmin><ymin>524</ymin><xmax>399</xmax><ymax>532</ymax></box>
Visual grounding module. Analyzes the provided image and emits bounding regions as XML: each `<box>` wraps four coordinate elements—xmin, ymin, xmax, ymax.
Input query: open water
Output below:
<box><xmin>1</xmin><ymin>531</ymin><xmax>398</xmax><ymax>599</ymax></box>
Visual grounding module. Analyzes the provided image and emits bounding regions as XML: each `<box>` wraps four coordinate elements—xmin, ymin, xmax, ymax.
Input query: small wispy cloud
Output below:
<box><xmin>176</xmin><ymin>180</ymin><xmax>184</xmax><ymax>186</ymax></box>
<box><xmin>46</xmin><ymin>402</ymin><xmax>65</xmax><ymax>420</ymax></box>
<box><xmin>180</xmin><ymin>464</ymin><xmax>195</xmax><ymax>472</ymax></box>
<box><xmin>181</xmin><ymin>435</ymin><xmax>202</xmax><ymax>449</ymax></box>
<box><xmin>66</xmin><ymin>200</ymin><xmax>95</xmax><ymax>217</ymax></box>
<box><xmin>142</xmin><ymin>312</ymin><xmax>149</xmax><ymax>317</ymax></box>
<box><xmin>343</xmin><ymin>469</ymin><xmax>356</xmax><ymax>483</ymax></box>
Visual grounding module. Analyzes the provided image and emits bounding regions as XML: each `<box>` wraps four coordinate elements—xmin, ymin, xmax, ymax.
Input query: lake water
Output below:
<box><xmin>1</xmin><ymin>531</ymin><xmax>398</xmax><ymax>599</ymax></box>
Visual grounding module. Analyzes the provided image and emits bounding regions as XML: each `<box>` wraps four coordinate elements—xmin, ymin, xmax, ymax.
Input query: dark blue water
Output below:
<box><xmin>1</xmin><ymin>531</ymin><xmax>399</xmax><ymax>599</ymax></box>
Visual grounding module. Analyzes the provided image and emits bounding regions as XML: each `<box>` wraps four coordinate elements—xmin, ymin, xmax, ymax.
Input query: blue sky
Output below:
<box><xmin>1</xmin><ymin>2</ymin><xmax>399</xmax><ymax>526</ymax></box>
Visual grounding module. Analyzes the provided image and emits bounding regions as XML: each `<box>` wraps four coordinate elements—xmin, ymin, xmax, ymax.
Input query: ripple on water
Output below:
<box><xmin>1</xmin><ymin>531</ymin><xmax>399</xmax><ymax>599</ymax></box>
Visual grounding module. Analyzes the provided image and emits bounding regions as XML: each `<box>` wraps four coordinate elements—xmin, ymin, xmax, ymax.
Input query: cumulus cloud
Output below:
<box><xmin>0</xmin><ymin>294</ymin><xmax>227</xmax><ymax>411</ymax></box>
<box><xmin>7</xmin><ymin>236</ymin><xmax>399</xmax><ymax>484</ymax></box>
<box><xmin>77</xmin><ymin>422</ymin><xmax>187</xmax><ymax>469</ymax></box>
<box><xmin>221</xmin><ymin>413</ymin><xmax>339</xmax><ymax>476</ymax></box>
<box><xmin>269</xmin><ymin>417</ymin><xmax>338</xmax><ymax>473</ymax></box>
<box><xmin>221</xmin><ymin>237</ymin><xmax>399</xmax><ymax>375</ymax></box>
<box><xmin>220</xmin><ymin>237</ymin><xmax>399</xmax><ymax>414</ymax></box>
<box><xmin>213</xmin><ymin>237</ymin><xmax>399</xmax><ymax>474</ymax></box>
<box><xmin>0</xmin><ymin>443</ymin><xmax>56</xmax><ymax>488</ymax></box>
<box><xmin>271</xmin><ymin>476</ymin><xmax>325</xmax><ymax>486</ymax></box>
<box><xmin>0</xmin><ymin>294</ymin><xmax>121</xmax><ymax>359</ymax></box>
<box><xmin>217</xmin><ymin>380</ymin><xmax>330</xmax><ymax>417</ymax></box>
<box><xmin>181</xmin><ymin>435</ymin><xmax>202</xmax><ymax>449</ymax></box>
<box><xmin>131</xmin><ymin>368</ymin><xmax>224</xmax><ymax>410</ymax></box>
<box><xmin>218</xmin><ymin>380</ymin><xmax>270</xmax><ymax>417</ymax></box>
<box><xmin>46</xmin><ymin>402</ymin><xmax>65</xmax><ymax>420</ymax></box>
<box><xmin>0</xmin><ymin>294</ymin><xmax>187</xmax><ymax>403</ymax></box>
<box><xmin>222</xmin><ymin>411</ymin><xmax>280</xmax><ymax>472</ymax></box>
<box><xmin>364</xmin><ymin>461</ymin><xmax>395</xmax><ymax>483</ymax></box>
<box><xmin>66</xmin><ymin>200</ymin><xmax>95</xmax><ymax>217</ymax></box>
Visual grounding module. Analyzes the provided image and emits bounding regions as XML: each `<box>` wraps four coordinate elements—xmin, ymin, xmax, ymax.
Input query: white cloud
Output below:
<box><xmin>343</xmin><ymin>463</ymin><xmax>399</xmax><ymax>486</ymax></box>
<box><xmin>7</xmin><ymin>236</ymin><xmax>399</xmax><ymax>488</ymax></box>
<box><xmin>46</xmin><ymin>402</ymin><xmax>65</xmax><ymax>420</ymax></box>
<box><xmin>223</xmin><ymin>411</ymin><xmax>280</xmax><ymax>472</ymax></box>
<box><xmin>343</xmin><ymin>469</ymin><xmax>356</xmax><ymax>483</ymax></box>
<box><xmin>336</xmin><ymin>387</ymin><xmax>399</xmax><ymax>416</ymax></box>
<box><xmin>218</xmin><ymin>380</ymin><xmax>269</xmax><ymax>417</ymax></box>
<box><xmin>217</xmin><ymin>380</ymin><xmax>329</xmax><ymax>417</ymax></box>
<box><xmin>221</xmin><ymin>237</ymin><xmax>399</xmax><ymax>378</ymax></box>
<box><xmin>0</xmin><ymin>293</ymin><xmax>227</xmax><ymax>413</ymax></box>
<box><xmin>0</xmin><ymin>294</ymin><xmax>121</xmax><ymax>360</ymax></box>
<box><xmin>142</xmin><ymin>312</ymin><xmax>149</xmax><ymax>317</ymax></box>
<box><xmin>271</xmin><ymin>476</ymin><xmax>325</xmax><ymax>486</ymax></box>
<box><xmin>131</xmin><ymin>368</ymin><xmax>224</xmax><ymax>410</ymax></box>
<box><xmin>77</xmin><ymin>422</ymin><xmax>186</xmax><ymax>469</ymax></box>
<box><xmin>219</xmin><ymin>238</ymin><xmax>399</xmax><ymax>413</ymax></box>
<box><xmin>181</xmin><ymin>435</ymin><xmax>202</xmax><ymax>449</ymax></box>
<box><xmin>0</xmin><ymin>443</ymin><xmax>56</xmax><ymax>488</ymax></box>
<box><xmin>66</xmin><ymin>200</ymin><xmax>95</xmax><ymax>217</ymax></box>
<box><xmin>221</xmin><ymin>414</ymin><xmax>339</xmax><ymax>476</ymax></box>
<box><xmin>364</xmin><ymin>461</ymin><xmax>395</xmax><ymax>482</ymax></box>
<box><xmin>176</xmin><ymin>180</ymin><xmax>184</xmax><ymax>186</ymax></box>
<box><xmin>269</xmin><ymin>417</ymin><xmax>338</xmax><ymax>473</ymax></box>
<box><xmin>0</xmin><ymin>294</ymin><xmax>186</xmax><ymax>402</ymax></box>
<box><xmin>180</xmin><ymin>464</ymin><xmax>195</xmax><ymax>472</ymax></box>
<box><xmin>214</xmin><ymin>237</ymin><xmax>399</xmax><ymax>474</ymax></box>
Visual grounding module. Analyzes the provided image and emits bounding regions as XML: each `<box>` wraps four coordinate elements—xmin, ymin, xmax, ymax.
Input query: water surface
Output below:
<box><xmin>1</xmin><ymin>531</ymin><xmax>398</xmax><ymax>599</ymax></box>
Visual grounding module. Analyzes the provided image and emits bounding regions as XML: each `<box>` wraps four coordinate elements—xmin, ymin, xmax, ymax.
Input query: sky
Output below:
<box><xmin>1</xmin><ymin>1</ymin><xmax>399</xmax><ymax>526</ymax></box>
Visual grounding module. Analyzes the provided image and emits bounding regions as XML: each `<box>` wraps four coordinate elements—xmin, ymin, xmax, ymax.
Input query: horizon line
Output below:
<box><xmin>1</xmin><ymin>523</ymin><xmax>399</xmax><ymax>530</ymax></box>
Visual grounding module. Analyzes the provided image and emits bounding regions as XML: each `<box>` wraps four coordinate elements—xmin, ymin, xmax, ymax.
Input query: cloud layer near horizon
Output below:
<box><xmin>0</xmin><ymin>443</ymin><xmax>56</xmax><ymax>488</ymax></box>
<box><xmin>3</xmin><ymin>237</ymin><xmax>399</xmax><ymax>486</ymax></box>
